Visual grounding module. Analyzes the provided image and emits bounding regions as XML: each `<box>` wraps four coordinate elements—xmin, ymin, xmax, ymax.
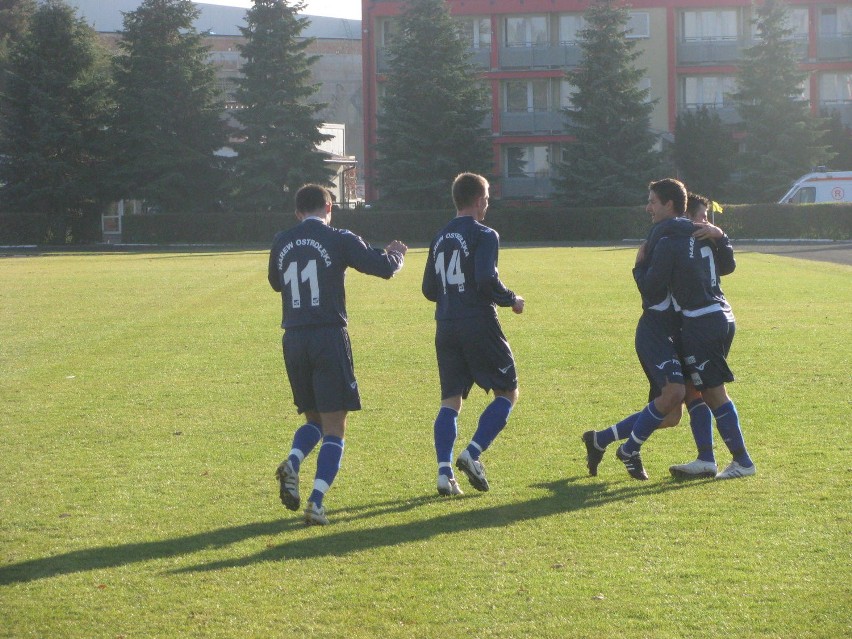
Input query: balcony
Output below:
<box><xmin>500</xmin><ymin>176</ymin><xmax>554</xmax><ymax>198</ymax></box>
<box><xmin>679</xmin><ymin>104</ymin><xmax>742</xmax><ymax>125</ymax></box>
<box><xmin>677</xmin><ymin>38</ymin><xmax>746</xmax><ymax>65</ymax></box>
<box><xmin>499</xmin><ymin>44</ymin><xmax>582</xmax><ymax>69</ymax></box>
<box><xmin>678</xmin><ymin>36</ymin><xmax>810</xmax><ymax>65</ymax></box>
<box><xmin>501</xmin><ymin>111</ymin><xmax>565</xmax><ymax>134</ymax></box>
<box><xmin>378</xmin><ymin>47</ymin><xmax>491</xmax><ymax>72</ymax></box>
<box><xmin>467</xmin><ymin>47</ymin><xmax>491</xmax><ymax>69</ymax></box>
<box><xmin>817</xmin><ymin>35</ymin><xmax>852</xmax><ymax>61</ymax></box>
<box><xmin>821</xmin><ymin>101</ymin><xmax>852</xmax><ymax>127</ymax></box>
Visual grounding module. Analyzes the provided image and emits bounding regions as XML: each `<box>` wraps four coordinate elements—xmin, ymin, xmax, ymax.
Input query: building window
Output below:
<box><xmin>820</xmin><ymin>72</ymin><xmax>852</xmax><ymax>103</ymax></box>
<box><xmin>682</xmin><ymin>75</ymin><xmax>737</xmax><ymax>108</ymax></box>
<box><xmin>457</xmin><ymin>17</ymin><xmax>492</xmax><ymax>48</ymax></box>
<box><xmin>638</xmin><ymin>77</ymin><xmax>652</xmax><ymax>103</ymax></box>
<box><xmin>819</xmin><ymin>7</ymin><xmax>852</xmax><ymax>37</ymax></box>
<box><xmin>785</xmin><ymin>8</ymin><xmax>809</xmax><ymax>40</ymax></box>
<box><xmin>505</xmin><ymin>15</ymin><xmax>549</xmax><ymax>47</ymax></box>
<box><xmin>682</xmin><ymin>10</ymin><xmax>738</xmax><ymax>41</ymax></box>
<box><xmin>505</xmin><ymin>145</ymin><xmax>551</xmax><ymax>177</ymax></box>
<box><xmin>381</xmin><ymin>19</ymin><xmax>400</xmax><ymax>47</ymax></box>
<box><xmin>505</xmin><ymin>79</ymin><xmax>550</xmax><ymax>112</ymax></box>
<box><xmin>627</xmin><ymin>12</ymin><xmax>650</xmax><ymax>39</ymax></box>
<box><xmin>558</xmin><ymin>14</ymin><xmax>584</xmax><ymax>45</ymax></box>
<box><xmin>560</xmin><ymin>80</ymin><xmax>578</xmax><ymax>109</ymax></box>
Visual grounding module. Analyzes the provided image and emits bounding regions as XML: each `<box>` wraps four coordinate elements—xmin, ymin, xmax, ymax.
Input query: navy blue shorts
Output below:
<box><xmin>635</xmin><ymin>310</ymin><xmax>684</xmax><ymax>401</ymax></box>
<box><xmin>435</xmin><ymin>316</ymin><xmax>517</xmax><ymax>400</ymax></box>
<box><xmin>680</xmin><ymin>313</ymin><xmax>735</xmax><ymax>390</ymax></box>
<box><xmin>282</xmin><ymin>325</ymin><xmax>361</xmax><ymax>414</ymax></box>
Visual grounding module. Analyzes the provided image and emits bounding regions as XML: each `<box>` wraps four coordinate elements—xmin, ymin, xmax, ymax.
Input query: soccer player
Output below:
<box><xmin>269</xmin><ymin>184</ymin><xmax>408</xmax><ymax>525</ymax></box>
<box><xmin>652</xmin><ymin>194</ymin><xmax>755</xmax><ymax>480</ymax></box>
<box><xmin>668</xmin><ymin>193</ymin><xmax>737</xmax><ymax>478</ymax></box>
<box><xmin>422</xmin><ymin>172</ymin><xmax>525</xmax><ymax>496</ymax></box>
<box><xmin>582</xmin><ymin>179</ymin><xmax>692</xmax><ymax>480</ymax></box>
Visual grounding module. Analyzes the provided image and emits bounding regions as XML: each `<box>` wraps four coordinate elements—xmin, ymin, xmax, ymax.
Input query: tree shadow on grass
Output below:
<box><xmin>0</xmin><ymin>475</ymin><xmax>709</xmax><ymax>585</ymax></box>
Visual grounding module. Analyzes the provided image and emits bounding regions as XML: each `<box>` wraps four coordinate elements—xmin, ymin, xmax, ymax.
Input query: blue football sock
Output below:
<box><xmin>287</xmin><ymin>422</ymin><xmax>322</xmax><ymax>472</ymax></box>
<box><xmin>467</xmin><ymin>396</ymin><xmax>513</xmax><ymax>459</ymax></box>
<box><xmin>434</xmin><ymin>406</ymin><xmax>458</xmax><ymax>478</ymax></box>
<box><xmin>595</xmin><ymin>411</ymin><xmax>641</xmax><ymax>449</ymax></box>
<box><xmin>713</xmin><ymin>400</ymin><xmax>753</xmax><ymax>467</ymax></box>
<box><xmin>622</xmin><ymin>402</ymin><xmax>665</xmax><ymax>455</ymax></box>
<box><xmin>308</xmin><ymin>435</ymin><xmax>344</xmax><ymax>507</ymax></box>
<box><xmin>687</xmin><ymin>399</ymin><xmax>715</xmax><ymax>463</ymax></box>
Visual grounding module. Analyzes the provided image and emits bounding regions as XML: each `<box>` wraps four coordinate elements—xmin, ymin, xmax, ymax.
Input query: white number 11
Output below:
<box><xmin>282</xmin><ymin>259</ymin><xmax>320</xmax><ymax>308</ymax></box>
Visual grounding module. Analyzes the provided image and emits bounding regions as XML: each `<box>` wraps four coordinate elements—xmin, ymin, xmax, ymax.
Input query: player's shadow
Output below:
<box><xmin>0</xmin><ymin>476</ymin><xmax>707</xmax><ymax>585</ymax></box>
<box><xmin>172</xmin><ymin>475</ymin><xmax>706</xmax><ymax>573</ymax></box>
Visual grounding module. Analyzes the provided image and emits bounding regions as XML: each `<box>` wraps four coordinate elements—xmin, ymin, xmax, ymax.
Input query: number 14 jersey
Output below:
<box><xmin>422</xmin><ymin>216</ymin><xmax>517</xmax><ymax>320</ymax></box>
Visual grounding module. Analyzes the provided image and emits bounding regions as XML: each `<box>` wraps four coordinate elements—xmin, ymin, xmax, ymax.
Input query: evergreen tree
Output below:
<box><xmin>674</xmin><ymin>108</ymin><xmax>737</xmax><ymax>198</ymax></box>
<box><xmin>822</xmin><ymin>111</ymin><xmax>852</xmax><ymax>170</ymax></box>
<box><xmin>0</xmin><ymin>0</ymin><xmax>113</xmax><ymax>242</ymax></box>
<box><xmin>0</xmin><ymin>0</ymin><xmax>36</xmax><ymax>94</ymax></box>
<box><xmin>554</xmin><ymin>0</ymin><xmax>660</xmax><ymax>206</ymax></box>
<box><xmin>229</xmin><ymin>0</ymin><xmax>332</xmax><ymax>212</ymax></box>
<box><xmin>111</xmin><ymin>0</ymin><xmax>225</xmax><ymax>213</ymax></box>
<box><xmin>375</xmin><ymin>0</ymin><xmax>491</xmax><ymax>209</ymax></box>
<box><xmin>731</xmin><ymin>0</ymin><xmax>833</xmax><ymax>202</ymax></box>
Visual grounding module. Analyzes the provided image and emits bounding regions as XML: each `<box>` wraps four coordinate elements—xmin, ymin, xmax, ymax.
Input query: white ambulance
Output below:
<box><xmin>778</xmin><ymin>169</ymin><xmax>852</xmax><ymax>204</ymax></box>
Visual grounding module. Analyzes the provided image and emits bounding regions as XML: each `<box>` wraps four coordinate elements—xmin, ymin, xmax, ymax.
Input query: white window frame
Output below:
<box><xmin>457</xmin><ymin>17</ymin><xmax>492</xmax><ymax>49</ymax></box>
<box><xmin>558</xmin><ymin>14</ymin><xmax>585</xmax><ymax>45</ymax></box>
<box><xmin>820</xmin><ymin>72</ymin><xmax>852</xmax><ymax>104</ymax></box>
<box><xmin>504</xmin><ymin>79</ymin><xmax>551</xmax><ymax>113</ymax></box>
<box><xmin>682</xmin><ymin>75</ymin><xmax>737</xmax><ymax>108</ymax></box>
<box><xmin>627</xmin><ymin>12</ymin><xmax>650</xmax><ymax>39</ymax></box>
<box><xmin>505</xmin><ymin>15</ymin><xmax>549</xmax><ymax>47</ymax></box>
<box><xmin>504</xmin><ymin>144</ymin><xmax>553</xmax><ymax>178</ymax></box>
<box><xmin>682</xmin><ymin>9</ymin><xmax>739</xmax><ymax>42</ymax></box>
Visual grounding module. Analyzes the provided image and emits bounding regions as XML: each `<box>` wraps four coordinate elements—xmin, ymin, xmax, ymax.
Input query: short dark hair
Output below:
<box><xmin>295</xmin><ymin>184</ymin><xmax>332</xmax><ymax>214</ymax></box>
<box><xmin>452</xmin><ymin>173</ymin><xmax>488</xmax><ymax>210</ymax></box>
<box><xmin>686</xmin><ymin>192</ymin><xmax>710</xmax><ymax>218</ymax></box>
<box><xmin>649</xmin><ymin>178</ymin><xmax>687</xmax><ymax>215</ymax></box>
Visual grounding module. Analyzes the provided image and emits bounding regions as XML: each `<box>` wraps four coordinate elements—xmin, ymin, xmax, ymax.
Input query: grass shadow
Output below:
<box><xmin>0</xmin><ymin>475</ymin><xmax>708</xmax><ymax>585</ymax></box>
<box><xmin>173</xmin><ymin>475</ymin><xmax>707</xmax><ymax>572</ymax></box>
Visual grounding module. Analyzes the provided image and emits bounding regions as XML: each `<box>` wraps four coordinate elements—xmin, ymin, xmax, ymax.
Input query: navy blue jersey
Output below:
<box><xmin>422</xmin><ymin>216</ymin><xmax>516</xmax><ymax>320</ymax></box>
<box><xmin>268</xmin><ymin>218</ymin><xmax>404</xmax><ymax>329</ymax></box>
<box><xmin>634</xmin><ymin>233</ymin><xmax>734</xmax><ymax>320</ymax></box>
<box><xmin>634</xmin><ymin>217</ymin><xmax>694</xmax><ymax>312</ymax></box>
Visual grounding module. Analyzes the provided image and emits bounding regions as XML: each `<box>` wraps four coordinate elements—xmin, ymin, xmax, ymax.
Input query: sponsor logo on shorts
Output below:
<box><xmin>685</xmin><ymin>356</ymin><xmax>696</xmax><ymax>365</ymax></box>
<box><xmin>498</xmin><ymin>364</ymin><xmax>513</xmax><ymax>374</ymax></box>
<box><xmin>655</xmin><ymin>359</ymin><xmax>678</xmax><ymax>370</ymax></box>
<box><xmin>694</xmin><ymin>360</ymin><xmax>710</xmax><ymax>371</ymax></box>
<box><xmin>350</xmin><ymin>382</ymin><xmax>357</xmax><ymax>389</ymax></box>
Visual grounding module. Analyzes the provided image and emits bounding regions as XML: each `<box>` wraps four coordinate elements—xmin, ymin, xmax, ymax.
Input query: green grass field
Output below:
<box><xmin>0</xmin><ymin>246</ymin><xmax>849</xmax><ymax>638</ymax></box>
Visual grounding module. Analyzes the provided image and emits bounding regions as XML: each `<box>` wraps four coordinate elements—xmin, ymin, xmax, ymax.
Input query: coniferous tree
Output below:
<box><xmin>555</xmin><ymin>0</ymin><xmax>660</xmax><ymax>206</ymax></box>
<box><xmin>731</xmin><ymin>0</ymin><xmax>834</xmax><ymax>202</ymax></box>
<box><xmin>375</xmin><ymin>0</ymin><xmax>490</xmax><ymax>209</ymax></box>
<box><xmin>0</xmin><ymin>0</ymin><xmax>36</xmax><ymax>97</ymax></box>
<box><xmin>822</xmin><ymin>111</ymin><xmax>852</xmax><ymax>170</ymax></box>
<box><xmin>111</xmin><ymin>0</ymin><xmax>225</xmax><ymax>213</ymax></box>
<box><xmin>674</xmin><ymin>108</ymin><xmax>737</xmax><ymax>198</ymax></box>
<box><xmin>229</xmin><ymin>0</ymin><xmax>331</xmax><ymax>212</ymax></box>
<box><xmin>0</xmin><ymin>0</ymin><xmax>113</xmax><ymax>242</ymax></box>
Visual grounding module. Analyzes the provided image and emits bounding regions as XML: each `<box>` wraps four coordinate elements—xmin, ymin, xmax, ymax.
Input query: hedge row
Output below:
<box><xmin>2</xmin><ymin>203</ymin><xmax>850</xmax><ymax>245</ymax></box>
<box><xmin>122</xmin><ymin>202</ymin><xmax>852</xmax><ymax>244</ymax></box>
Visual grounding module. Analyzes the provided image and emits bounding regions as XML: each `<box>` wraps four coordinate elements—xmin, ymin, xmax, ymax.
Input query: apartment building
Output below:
<box><xmin>361</xmin><ymin>0</ymin><xmax>852</xmax><ymax>201</ymax></box>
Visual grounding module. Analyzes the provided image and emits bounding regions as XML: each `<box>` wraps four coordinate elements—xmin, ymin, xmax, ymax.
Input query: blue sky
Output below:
<box><xmin>198</xmin><ymin>0</ymin><xmax>361</xmax><ymax>21</ymax></box>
